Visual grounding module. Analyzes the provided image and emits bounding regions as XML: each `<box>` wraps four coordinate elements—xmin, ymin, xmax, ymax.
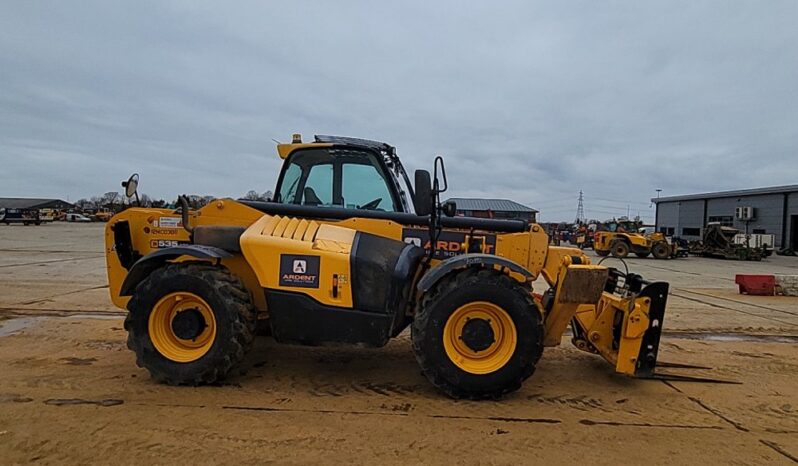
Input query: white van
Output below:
<box><xmin>65</xmin><ymin>213</ymin><xmax>92</xmax><ymax>222</ymax></box>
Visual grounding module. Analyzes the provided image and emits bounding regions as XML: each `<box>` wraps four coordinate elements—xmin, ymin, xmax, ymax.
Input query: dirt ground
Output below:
<box><xmin>1</xmin><ymin>223</ymin><xmax>797</xmax><ymax>465</ymax></box>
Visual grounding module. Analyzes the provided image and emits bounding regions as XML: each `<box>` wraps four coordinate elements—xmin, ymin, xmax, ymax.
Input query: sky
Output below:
<box><xmin>1</xmin><ymin>1</ymin><xmax>796</xmax><ymax>222</ymax></box>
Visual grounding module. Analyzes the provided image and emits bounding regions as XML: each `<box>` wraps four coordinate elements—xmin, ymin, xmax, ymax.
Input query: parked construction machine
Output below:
<box><xmin>594</xmin><ymin>219</ymin><xmax>682</xmax><ymax>259</ymax></box>
<box><xmin>104</xmin><ymin>135</ymin><xmax>705</xmax><ymax>399</ymax></box>
<box><xmin>689</xmin><ymin>223</ymin><xmax>765</xmax><ymax>261</ymax></box>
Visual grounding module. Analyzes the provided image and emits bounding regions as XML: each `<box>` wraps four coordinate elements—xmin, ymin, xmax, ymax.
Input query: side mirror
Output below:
<box><xmin>413</xmin><ymin>170</ymin><xmax>432</xmax><ymax>216</ymax></box>
<box><xmin>122</xmin><ymin>173</ymin><xmax>139</xmax><ymax>198</ymax></box>
<box><xmin>122</xmin><ymin>173</ymin><xmax>140</xmax><ymax>206</ymax></box>
<box><xmin>442</xmin><ymin>200</ymin><xmax>457</xmax><ymax>217</ymax></box>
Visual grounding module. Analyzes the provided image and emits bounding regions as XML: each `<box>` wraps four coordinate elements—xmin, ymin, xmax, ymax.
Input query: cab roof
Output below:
<box><xmin>277</xmin><ymin>134</ymin><xmax>395</xmax><ymax>159</ymax></box>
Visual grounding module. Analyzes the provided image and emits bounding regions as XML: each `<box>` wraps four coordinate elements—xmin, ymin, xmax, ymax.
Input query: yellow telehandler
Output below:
<box><xmin>105</xmin><ymin>135</ymin><xmax>713</xmax><ymax>399</ymax></box>
<box><xmin>594</xmin><ymin>219</ymin><xmax>679</xmax><ymax>259</ymax></box>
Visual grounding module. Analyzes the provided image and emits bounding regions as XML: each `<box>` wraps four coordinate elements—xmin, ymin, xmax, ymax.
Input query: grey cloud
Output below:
<box><xmin>1</xmin><ymin>1</ymin><xmax>796</xmax><ymax>222</ymax></box>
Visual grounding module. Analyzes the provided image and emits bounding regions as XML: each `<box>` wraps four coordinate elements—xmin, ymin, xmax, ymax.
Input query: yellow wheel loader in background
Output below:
<box><xmin>105</xmin><ymin>135</ymin><xmax>712</xmax><ymax>399</ymax></box>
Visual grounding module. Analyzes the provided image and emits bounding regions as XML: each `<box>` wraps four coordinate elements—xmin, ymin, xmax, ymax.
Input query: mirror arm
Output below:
<box><xmin>177</xmin><ymin>195</ymin><xmax>195</xmax><ymax>234</ymax></box>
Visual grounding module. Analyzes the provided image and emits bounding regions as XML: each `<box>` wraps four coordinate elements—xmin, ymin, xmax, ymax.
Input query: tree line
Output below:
<box><xmin>73</xmin><ymin>190</ymin><xmax>272</xmax><ymax>212</ymax></box>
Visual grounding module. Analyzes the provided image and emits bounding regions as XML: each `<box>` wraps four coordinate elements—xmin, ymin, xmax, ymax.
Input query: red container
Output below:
<box><xmin>734</xmin><ymin>274</ymin><xmax>775</xmax><ymax>296</ymax></box>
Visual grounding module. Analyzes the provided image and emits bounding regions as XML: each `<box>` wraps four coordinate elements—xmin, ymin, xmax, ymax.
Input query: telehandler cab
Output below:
<box><xmin>105</xmin><ymin>135</ymin><xmax>711</xmax><ymax>399</ymax></box>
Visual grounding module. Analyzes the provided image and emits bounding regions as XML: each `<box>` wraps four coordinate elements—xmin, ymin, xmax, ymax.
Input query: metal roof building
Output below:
<box><xmin>651</xmin><ymin>185</ymin><xmax>798</xmax><ymax>249</ymax></box>
<box><xmin>0</xmin><ymin>198</ymin><xmax>74</xmax><ymax>210</ymax></box>
<box><xmin>446</xmin><ymin>198</ymin><xmax>537</xmax><ymax>222</ymax></box>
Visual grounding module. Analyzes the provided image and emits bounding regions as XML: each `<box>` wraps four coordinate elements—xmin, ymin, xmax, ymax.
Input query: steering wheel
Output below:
<box><xmin>359</xmin><ymin>198</ymin><xmax>382</xmax><ymax>210</ymax></box>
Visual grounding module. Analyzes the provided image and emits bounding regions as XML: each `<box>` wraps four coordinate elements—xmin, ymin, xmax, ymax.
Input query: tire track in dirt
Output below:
<box><xmin>0</xmin><ymin>248</ymin><xmax>102</xmax><ymax>254</ymax></box>
<box><xmin>33</xmin><ymin>397</ymin><xmax>729</xmax><ymax>431</ymax></box>
<box><xmin>128</xmin><ymin>399</ymin><xmax>722</xmax><ymax>430</ymax></box>
<box><xmin>639</xmin><ymin>263</ymin><xmax>707</xmax><ymax>277</ymax></box>
<box><xmin>759</xmin><ymin>440</ymin><xmax>798</xmax><ymax>463</ymax></box>
<box><xmin>662</xmin><ymin>380</ymin><xmax>748</xmax><ymax>432</ymax></box>
<box><xmin>11</xmin><ymin>285</ymin><xmax>109</xmax><ymax>306</ymax></box>
<box><xmin>675</xmin><ymin>288</ymin><xmax>798</xmax><ymax>318</ymax></box>
<box><xmin>221</xmin><ymin>404</ymin><xmax>564</xmax><ymax>424</ymax></box>
<box><xmin>0</xmin><ymin>308</ymin><xmax>124</xmax><ymax>317</ymax></box>
<box><xmin>664</xmin><ymin>331</ymin><xmax>798</xmax><ymax>343</ymax></box>
<box><xmin>0</xmin><ymin>255</ymin><xmax>104</xmax><ymax>268</ymax></box>
<box><xmin>525</xmin><ymin>393</ymin><xmax>607</xmax><ymax>412</ymax></box>
<box><xmin>663</xmin><ymin>381</ymin><xmax>798</xmax><ymax>462</ymax></box>
<box><xmin>670</xmin><ymin>291</ymin><xmax>798</xmax><ymax>327</ymax></box>
<box><xmin>578</xmin><ymin>419</ymin><xmax>723</xmax><ymax>430</ymax></box>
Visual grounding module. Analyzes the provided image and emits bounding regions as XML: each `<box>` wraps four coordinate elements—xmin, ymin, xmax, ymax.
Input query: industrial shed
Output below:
<box><xmin>0</xmin><ymin>198</ymin><xmax>74</xmax><ymax>210</ymax></box>
<box><xmin>652</xmin><ymin>185</ymin><xmax>798</xmax><ymax>248</ymax></box>
<box><xmin>447</xmin><ymin>198</ymin><xmax>537</xmax><ymax>222</ymax></box>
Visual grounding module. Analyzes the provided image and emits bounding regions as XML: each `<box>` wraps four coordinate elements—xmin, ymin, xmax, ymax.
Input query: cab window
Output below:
<box><xmin>275</xmin><ymin>148</ymin><xmax>397</xmax><ymax>211</ymax></box>
<box><xmin>342</xmin><ymin>163</ymin><xmax>394</xmax><ymax>210</ymax></box>
<box><xmin>303</xmin><ymin>164</ymin><xmax>333</xmax><ymax>205</ymax></box>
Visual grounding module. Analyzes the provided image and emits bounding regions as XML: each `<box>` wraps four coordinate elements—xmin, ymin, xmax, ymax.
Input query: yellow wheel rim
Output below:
<box><xmin>443</xmin><ymin>301</ymin><xmax>517</xmax><ymax>375</ymax></box>
<box><xmin>148</xmin><ymin>292</ymin><xmax>216</xmax><ymax>363</ymax></box>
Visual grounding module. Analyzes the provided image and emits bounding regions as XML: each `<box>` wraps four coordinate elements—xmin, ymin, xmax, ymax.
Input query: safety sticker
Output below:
<box><xmin>158</xmin><ymin>217</ymin><xmax>182</xmax><ymax>228</ymax></box>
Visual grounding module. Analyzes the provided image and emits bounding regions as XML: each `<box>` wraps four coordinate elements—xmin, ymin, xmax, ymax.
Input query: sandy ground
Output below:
<box><xmin>1</xmin><ymin>223</ymin><xmax>797</xmax><ymax>465</ymax></box>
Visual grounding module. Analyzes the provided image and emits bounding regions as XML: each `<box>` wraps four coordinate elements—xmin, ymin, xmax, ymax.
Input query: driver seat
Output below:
<box><xmin>303</xmin><ymin>187</ymin><xmax>322</xmax><ymax>206</ymax></box>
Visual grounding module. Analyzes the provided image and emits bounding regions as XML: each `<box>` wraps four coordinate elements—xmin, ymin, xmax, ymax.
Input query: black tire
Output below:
<box><xmin>125</xmin><ymin>263</ymin><xmax>256</xmax><ymax>385</ymax></box>
<box><xmin>651</xmin><ymin>242</ymin><xmax>670</xmax><ymax>259</ymax></box>
<box><xmin>635</xmin><ymin>252</ymin><xmax>650</xmax><ymax>258</ymax></box>
<box><xmin>595</xmin><ymin>249</ymin><xmax>610</xmax><ymax>257</ymax></box>
<box><xmin>412</xmin><ymin>268</ymin><xmax>544</xmax><ymax>400</ymax></box>
<box><xmin>255</xmin><ymin>319</ymin><xmax>272</xmax><ymax>336</ymax></box>
<box><xmin>610</xmin><ymin>241</ymin><xmax>629</xmax><ymax>258</ymax></box>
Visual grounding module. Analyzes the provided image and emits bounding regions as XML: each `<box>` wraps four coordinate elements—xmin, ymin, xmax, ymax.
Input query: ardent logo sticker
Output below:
<box><xmin>293</xmin><ymin>260</ymin><xmax>306</xmax><ymax>274</ymax></box>
<box><xmin>401</xmin><ymin>228</ymin><xmax>497</xmax><ymax>260</ymax></box>
<box><xmin>279</xmin><ymin>255</ymin><xmax>320</xmax><ymax>288</ymax></box>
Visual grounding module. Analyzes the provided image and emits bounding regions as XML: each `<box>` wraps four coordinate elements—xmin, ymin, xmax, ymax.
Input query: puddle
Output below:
<box><xmin>66</xmin><ymin>314</ymin><xmax>122</xmax><ymax>321</ymax></box>
<box><xmin>44</xmin><ymin>398</ymin><xmax>124</xmax><ymax>407</ymax></box>
<box><xmin>59</xmin><ymin>357</ymin><xmax>97</xmax><ymax>366</ymax></box>
<box><xmin>0</xmin><ymin>313</ymin><xmax>122</xmax><ymax>337</ymax></box>
<box><xmin>0</xmin><ymin>317</ymin><xmax>40</xmax><ymax>337</ymax></box>
<box><xmin>0</xmin><ymin>394</ymin><xmax>34</xmax><ymax>403</ymax></box>
<box><xmin>665</xmin><ymin>331</ymin><xmax>798</xmax><ymax>344</ymax></box>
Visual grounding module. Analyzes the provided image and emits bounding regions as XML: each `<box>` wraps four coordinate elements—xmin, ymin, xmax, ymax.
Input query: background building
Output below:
<box><xmin>0</xmin><ymin>198</ymin><xmax>74</xmax><ymax>210</ymax></box>
<box><xmin>447</xmin><ymin>198</ymin><xmax>537</xmax><ymax>222</ymax></box>
<box><xmin>652</xmin><ymin>185</ymin><xmax>798</xmax><ymax>248</ymax></box>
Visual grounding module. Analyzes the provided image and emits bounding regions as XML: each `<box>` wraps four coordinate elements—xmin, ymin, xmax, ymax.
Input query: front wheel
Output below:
<box><xmin>611</xmin><ymin>241</ymin><xmax>630</xmax><ymax>258</ymax></box>
<box><xmin>651</xmin><ymin>242</ymin><xmax>671</xmax><ymax>259</ymax></box>
<box><xmin>125</xmin><ymin>263</ymin><xmax>256</xmax><ymax>385</ymax></box>
<box><xmin>412</xmin><ymin>268</ymin><xmax>543</xmax><ymax>399</ymax></box>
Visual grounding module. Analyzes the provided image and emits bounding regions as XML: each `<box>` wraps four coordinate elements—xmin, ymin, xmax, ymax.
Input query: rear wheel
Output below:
<box><xmin>611</xmin><ymin>241</ymin><xmax>629</xmax><ymax>258</ymax></box>
<box><xmin>412</xmin><ymin>268</ymin><xmax>543</xmax><ymax>399</ymax></box>
<box><xmin>125</xmin><ymin>263</ymin><xmax>256</xmax><ymax>385</ymax></box>
<box><xmin>651</xmin><ymin>242</ymin><xmax>671</xmax><ymax>259</ymax></box>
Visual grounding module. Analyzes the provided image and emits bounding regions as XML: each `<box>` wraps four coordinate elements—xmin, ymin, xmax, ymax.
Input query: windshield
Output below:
<box><xmin>275</xmin><ymin>148</ymin><xmax>398</xmax><ymax>211</ymax></box>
